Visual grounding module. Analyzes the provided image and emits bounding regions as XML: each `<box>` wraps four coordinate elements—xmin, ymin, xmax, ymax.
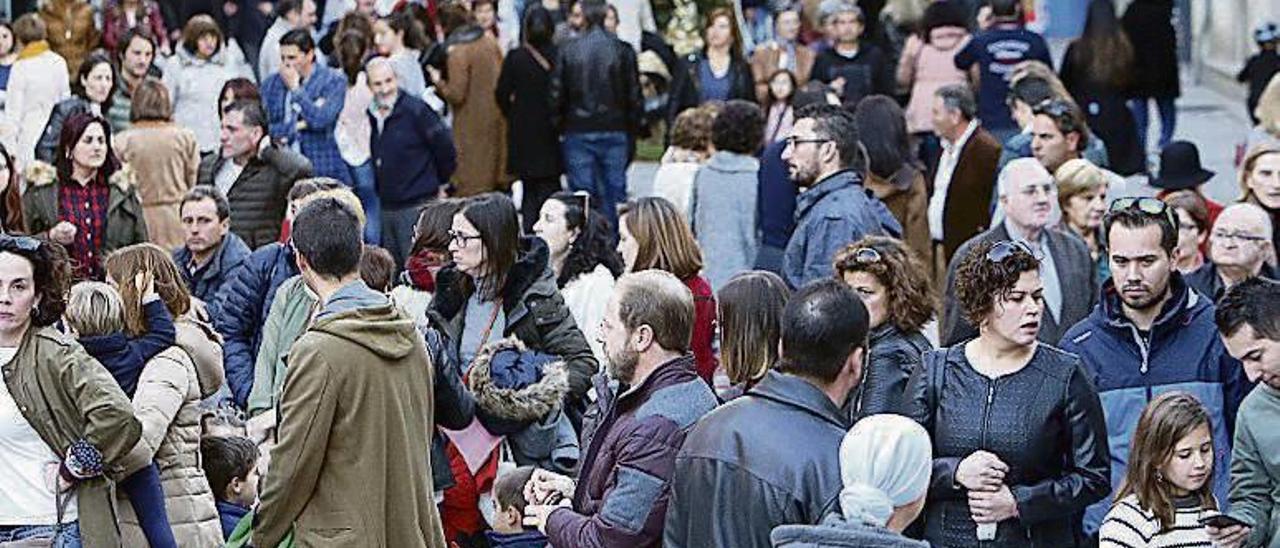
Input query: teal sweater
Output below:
<box><xmin>1231</xmin><ymin>382</ymin><xmax>1280</xmax><ymax>548</ymax></box>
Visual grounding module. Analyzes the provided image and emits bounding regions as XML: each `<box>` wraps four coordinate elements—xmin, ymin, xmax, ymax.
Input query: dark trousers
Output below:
<box><xmin>382</xmin><ymin>201</ymin><xmax>427</xmax><ymax>273</ymax></box>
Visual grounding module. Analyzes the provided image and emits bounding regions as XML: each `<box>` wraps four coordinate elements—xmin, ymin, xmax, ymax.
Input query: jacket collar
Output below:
<box><xmin>1099</xmin><ymin>272</ymin><xmax>1200</xmax><ymax>332</ymax></box>
<box><xmin>432</xmin><ymin>236</ymin><xmax>554</xmax><ymax>321</ymax></box>
<box><xmin>200</xmin><ymin>232</ymin><xmax>248</xmax><ymax>282</ymax></box>
<box><xmin>746</xmin><ymin>369</ymin><xmax>848</xmax><ymax>429</ymax></box>
<box><xmin>615</xmin><ymin>354</ymin><xmax>700</xmax><ymax>411</ymax></box>
<box><xmin>706</xmin><ymin>151</ymin><xmax>759</xmax><ymax>173</ymax></box>
<box><xmin>447</xmin><ymin>24</ymin><xmax>486</xmax><ymax>46</ymax></box>
<box><xmin>17</xmin><ymin>41</ymin><xmax>49</xmax><ymax>60</ymax></box>
<box><xmin>795</xmin><ymin>169</ymin><xmax>865</xmax><ymax>220</ymax></box>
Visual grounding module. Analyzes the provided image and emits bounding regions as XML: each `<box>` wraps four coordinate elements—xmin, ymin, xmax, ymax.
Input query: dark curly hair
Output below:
<box><xmin>953</xmin><ymin>240</ymin><xmax>1041</xmax><ymax>327</ymax></box>
<box><xmin>548</xmin><ymin>191</ymin><xmax>624</xmax><ymax>287</ymax></box>
<box><xmin>0</xmin><ymin>236</ymin><xmax>73</xmax><ymax>328</ymax></box>
<box><xmin>833</xmin><ymin>236</ymin><xmax>934</xmax><ymax>332</ymax></box>
<box><xmin>711</xmin><ymin>100</ymin><xmax>764</xmax><ymax>155</ymax></box>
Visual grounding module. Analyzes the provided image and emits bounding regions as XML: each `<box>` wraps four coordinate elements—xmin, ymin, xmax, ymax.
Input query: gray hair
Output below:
<box><xmin>819</xmin><ymin>0</ymin><xmax>862</xmax><ymax>23</ymax></box>
<box><xmin>935</xmin><ymin>84</ymin><xmax>977</xmax><ymax>121</ymax></box>
<box><xmin>998</xmin><ymin>157</ymin><xmax>1053</xmax><ymax>197</ymax></box>
<box><xmin>365</xmin><ymin>55</ymin><xmax>395</xmax><ymax>77</ymax></box>
<box><xmin>1217</xmin><ymin>202</ymin><xmax>1275</xmax><ymax>242</ymax></box>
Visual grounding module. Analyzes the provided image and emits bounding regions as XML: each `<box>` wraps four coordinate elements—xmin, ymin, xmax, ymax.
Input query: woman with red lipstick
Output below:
<box><xmin>904</xmin><ymin>239</ymin><xmax>1111</xmax><ymax>547</ymax></box>
<box><xmin>1099</xmin><ymin>392</ymin><xmax>1220</xmax><ymax>547</ymax></box>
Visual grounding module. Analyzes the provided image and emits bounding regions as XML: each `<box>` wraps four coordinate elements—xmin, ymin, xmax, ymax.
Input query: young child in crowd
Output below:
<box><xmin>200</xmin><ymin>435</ymin><xmax>261</xmax><ymax>540</ymax></box>
<box><xmin>1098</xmin><ymin>392</ymin><xmax>1219</xmax><ymax>545</ymax></box>
<box><xmin>64</xmin><ymin>275</ymin><xmax>178</xmax><ymax>548</ymax></box>
<box><xmin>487</xmin><ymin>466</ymin><xmax>549</xmax><ymax>548</ymax></box>
<box><xmin>1238</xmin><ymin>22</ymin><xmax>1280</xmax><ymax>125</ymax></box>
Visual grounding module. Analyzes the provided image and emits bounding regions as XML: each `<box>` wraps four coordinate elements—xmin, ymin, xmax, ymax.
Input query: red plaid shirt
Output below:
<box><xmin>58</xmin><ymin>176</ymin><xmax>111</xmax><ymax>280</ymax></box>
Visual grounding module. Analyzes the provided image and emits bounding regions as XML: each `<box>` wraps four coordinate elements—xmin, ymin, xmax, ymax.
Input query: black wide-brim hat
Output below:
<box><xmin>1151</xmin><ymin>140</ymin><xmax>1215</xmax><ymax>191</ymax></box>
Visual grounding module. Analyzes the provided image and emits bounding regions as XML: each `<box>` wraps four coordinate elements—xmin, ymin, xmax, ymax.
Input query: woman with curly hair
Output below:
<box><xmin>689</xmin><ymin>99</ymin><xmax>764</xmax><ymax>290</ymax></box>
<box><xmin>533</xmin><ymin>191</ymin><xmax>625</xmax><ymax>366</ymax></box>
<box><xmin>903</xmin><ymin>240</ymin><xmax>1110</xmax><ymax>547</ymax></box>
<box><xmin>834</xmin><ymin>235</ymin><xmax>933</xmax><ymax>422</ymax></box>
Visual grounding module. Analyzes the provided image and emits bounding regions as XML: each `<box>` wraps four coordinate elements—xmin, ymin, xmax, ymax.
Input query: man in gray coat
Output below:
<box><xmin>941</xmin><ymin>158</ymin><xmax>1097</xmax><ymax>345</ymax></box>
<box><xmin>781</xmin><ymin>104</ymin><xmax>901</xmax><ymax>288</ymax></box>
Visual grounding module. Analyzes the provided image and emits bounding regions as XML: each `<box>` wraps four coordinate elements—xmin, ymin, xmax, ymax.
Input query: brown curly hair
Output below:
<box><xmin>953</xmin><ymin>240</ymin><xmax>1040</xmax><ymax>327</ymax></box>
<box><xmin>833</xmin><ymin>236</ymin><xmax>934</xmax><ymax>332</ymax></box>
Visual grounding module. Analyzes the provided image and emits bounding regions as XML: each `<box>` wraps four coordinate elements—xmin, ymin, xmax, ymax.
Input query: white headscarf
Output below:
<box><xmin>838</xmin><ymin>414</ymin><xmax>933</xmax><ymax>527</ymax></box>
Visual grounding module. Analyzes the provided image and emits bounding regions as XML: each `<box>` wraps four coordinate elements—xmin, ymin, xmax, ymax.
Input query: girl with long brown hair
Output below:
<box><xmin>1098</xmin><ymin>392</ymin><xmax>1218</xmax><ymax>546</ymax></box>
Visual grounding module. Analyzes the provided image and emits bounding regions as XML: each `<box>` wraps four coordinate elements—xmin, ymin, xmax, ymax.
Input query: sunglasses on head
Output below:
<box><xmin>0</xmin><ymin>234</ymin><xmax>41</xmax><ymax>252</ymax></box>
<box><xmin>1109</xmin><ymin>197</ymin><xmax>1177</xmax><ymax>228</ymax></box>
<box><xmin>985</xmin><ymin>240</ymin><xmax>1036</xmax><ymax>264</ymax></box>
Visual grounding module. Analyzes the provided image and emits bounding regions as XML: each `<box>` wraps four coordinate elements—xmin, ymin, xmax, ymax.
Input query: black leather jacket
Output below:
<box><xmin>548</xmin><ymin>27</ymin><xmax>643</xmax><ymax>134</ymax></box>
<box><xmin>665</xmin><ymin>370</ymin><xmax>847</xmax><ymax>548</ymax></box>
<box><xmin>847</xmin><ymin>324</ymin><xmax>932</xmax><ymax>423</ymax></box>
<box><xmin>903</xmin><ymin>343</ymin><xmax>1111</xmax><ymax>547</ymax></box>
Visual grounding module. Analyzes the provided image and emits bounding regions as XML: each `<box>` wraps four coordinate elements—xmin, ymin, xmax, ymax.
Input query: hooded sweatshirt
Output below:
<box><xmin>254</xmin><ymin>278</ymin><xmax>447</xmax><ymax>548</ymax></box>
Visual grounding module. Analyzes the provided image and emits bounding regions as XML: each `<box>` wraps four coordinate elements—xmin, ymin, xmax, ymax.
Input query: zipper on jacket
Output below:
<box><xmin>980</xmin><ymin>379</ymin><xmax>997</xmax><ymax>449</ymax></box>
<box><xmin>1126</xmin><ymin>324</ymin><xmax>1151</xmax><ymax>374</ymax></box>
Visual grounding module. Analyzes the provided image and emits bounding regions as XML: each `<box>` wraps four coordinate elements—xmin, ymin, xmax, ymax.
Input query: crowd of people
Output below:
<box><xmin>0</xmin><ymin>0</ymin><xmax>1278</xmax><ymax>547</ymax></box>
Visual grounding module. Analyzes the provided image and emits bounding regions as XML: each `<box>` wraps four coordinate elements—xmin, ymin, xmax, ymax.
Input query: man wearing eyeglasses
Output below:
<box><xmin>779</xmin><ymin>103</ymin><xmax>901</xmax><ymax>288</ymax></box>
<box><xmin>940</xmin><ymin>158</ymin><xmax>1096</xmax><ymax>346</ymax></box>
<box><xmin>1060</xmin><ymin>197</ymin><xmax>1253</xmax><ymax>539</ymax></box>
<box><xmin>1185</xmin><ymin>203</ymin><xmax>1277</xmax><ymax>302</ymax></box>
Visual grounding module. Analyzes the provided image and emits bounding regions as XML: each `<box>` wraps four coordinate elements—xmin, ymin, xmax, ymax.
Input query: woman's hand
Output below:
<box><xmin>968</xmin><ymin>484</ymin><xmax>1019</xmax><ymax>523</ymax></box>
<box><xmin>956</xmin><ymin>450</ymin><xmax>1008</xmax><ymax>492</ymax></box>
<box><xmin>425</xmin><ymin>65</ymin><xmax>443</xmax><ymax>84</ymax></box>
<box><xmin>49</xmin><ymin>221</ymin><xmax>77</xmax><ymax>245</ymax></box>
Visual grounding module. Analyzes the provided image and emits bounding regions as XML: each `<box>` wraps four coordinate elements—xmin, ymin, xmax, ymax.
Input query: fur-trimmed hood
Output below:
<box><xmin>24</xmin><ymin>159</ymin><xmax>137</xmax><ymax>193</ymax></box>
<box><xmin>468</xmin><ymin>337</ymin><xmax>569</xmax><ymax>423</ymax></box>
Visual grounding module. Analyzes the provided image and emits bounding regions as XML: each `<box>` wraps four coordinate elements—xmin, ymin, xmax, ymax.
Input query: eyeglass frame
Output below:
<box><xmin>447</xmin><ymin>229</ymin><xmax>482</xmax><ymax>247</ymax></box>
<box><xmin>783</xmin><ymin>136</ymin><xmax>832</xmax><ymax>148</ymax></box>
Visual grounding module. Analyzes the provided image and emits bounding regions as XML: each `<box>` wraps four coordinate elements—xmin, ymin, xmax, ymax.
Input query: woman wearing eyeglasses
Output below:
<box><xmin>1162</xmin><ymin>190</ymin><xmax>1210</xmax><ymax>274</ymax></box>
<box><xmin>0</xmin><ymin>235</ymin><xmax>142</xmax><ymax>546</ymax></box>
<box><xmin>433</xmin><ymin>192</ymin><xmax>597</xmax><ymax>398</ymax></box>
<box><xmin>532</xmin><ymin>191</ymin><xmax>624</xmax><ymax>369</ymax></box>
<box><xmin>834</xmin><ymin>236</ymin><xmax>933</xmax><ymax>422</ymax></box>
<box><xmin>904</xmin><ymin>239</ymin><xmax>1111</xmax><ymax>547</ymax></box>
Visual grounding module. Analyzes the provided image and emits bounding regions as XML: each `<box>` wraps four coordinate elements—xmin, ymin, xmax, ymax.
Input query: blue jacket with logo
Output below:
<box><xmin>1060</xmin><ymin>274</ymin><xmax>1252</xmax><ymax>535</ymax></box>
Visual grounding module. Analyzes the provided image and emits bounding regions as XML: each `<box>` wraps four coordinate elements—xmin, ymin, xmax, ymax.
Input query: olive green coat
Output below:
<box><xmin>21</xmin><ymin>164</ymin><xmax>149</xmax><ymax>263</ymax></box>
<box><xmin>2</xmin><ymin>325</ymin><xmax>143</xmax><ymax>548</ymax></box>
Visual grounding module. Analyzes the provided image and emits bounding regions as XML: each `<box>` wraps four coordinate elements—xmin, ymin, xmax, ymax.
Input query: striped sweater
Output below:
<box><xmin>1099</xmin><ymin>494</ymin><xmax>1213</xmax><ymax>547</ymax></box>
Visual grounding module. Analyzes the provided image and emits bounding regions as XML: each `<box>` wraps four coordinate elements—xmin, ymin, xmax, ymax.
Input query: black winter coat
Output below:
<box><xmin>903</xmin><ymin>343</ymin><xmax>1111</xmax><ymax>547</ymax></box>
<box><xmin>427</xmin><ymin>236</ymin><xmax>597</xmax><ymax>400</ymax></box>
<box><xmin>1121</xmin><ymin>0</ymin><xmax>1180</xmax><ymax>99</ymax></box>
<box><xmin>36</xmin><ymin>96</ymin><xmax>91</xmax><ymax>163</ymax></box>
<box><xmin>667</xmin><ymin>52</ymin><xmax>754</xmax><ymax>125</ymax></box>
<box><xmin>548</xmin><ymin>27</ymin><xmax>644</xmax><ymax>135</ymax></box>
<box><xmin>848</xmin><ymin>324</ymin><xmax>931</xmax><ymax>422</ymax></box>
<box><xmin>496</xmin><ymin>45</ymin><xmax>562</xmax><ymax>180</ymax></box>
<box><xmin>1060</xmin><ymin>42</ymin><xmax>1145</xmax><ymax>176</ymax></box>
<box><xmin>213</xmin><ymin>242</ymin><xmax>298</xmax><ymax>409</ymax></box>
<box><xmin>197</xmin><ymin>144</ymin><xmax>312</xmax><ymax>249</ymax></box>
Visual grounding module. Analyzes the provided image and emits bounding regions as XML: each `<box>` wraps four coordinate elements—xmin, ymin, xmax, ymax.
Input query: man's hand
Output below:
<box><xmin>968</xmin><ymin>484</ymin><xmax>1019</xmax><ymax>523</ymax></box>
<box><xmin>258</xmin><ymin>1</ymin><xmax>274</xmax><ymax>16</ymax></box>
<box><xmin>829</xmin><ymin>77</ymin><xmax>846</xmax><ymax>96</ymax></box>
<box><xmin>425</xmin><ymin>65</ymin><xmax>443</xmax><ymax>85</ymax></box>
<box><xmin>523</xmin><ymin>468</ymin><xmax>574</xmax><ymax>506</ymax></box>
<box><xmin>523</xmin><ymin>501</ymin><xmax>569</xmax><ymax>534</ymax></box>
<box><xmin>1206</xmin><ymin>523</ymin><xmax>1251</xmax><ymax>548</ymax></box>
<box><xmin>281</xmin><ymin>63</ymin><xmax>301</xmax><ymax>90</ymax></box>
<box><xmin>49</xmin><ymin>221</ymin><xmax>77</xmax><ymax>245</ymax></box>
<box><xmin>956</xmin><ymin>450</ymin><xmax>1009</xmax><ymax>492</ymax></box>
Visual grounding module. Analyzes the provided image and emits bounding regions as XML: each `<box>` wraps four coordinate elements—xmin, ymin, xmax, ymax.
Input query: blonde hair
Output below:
<box><xmin>1256</xmin><ymin>74</ymin><xmax>1280</xmax><ymax>136</ymax></box>
<box><xmin>66</xmin><ymin>281</ymin><xmax>125</xmax><ymax>337</ymax></box>
<box><xmin>297</xmin><ymin>186</ymin><xmax>366</xmax><ymax>229</ymax></box>
<box><xmin>1055</xmin><ymin>158</ymin><xmax>1109</xmax><ymax>209</ymax></box>
<box><xmin>1240</xmin><ymin>143</ymin><xmax>1280</xmax><ymax>203</ymax></box>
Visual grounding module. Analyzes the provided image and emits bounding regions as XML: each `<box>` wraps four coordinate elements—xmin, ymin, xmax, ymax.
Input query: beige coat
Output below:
<box><xmin>40</xmin><ymin>0</ymin><xmax>100</xmax><ymax>78</ymax></box>
<box><xmin>116</xmin><ymin>316</ymin><xmax>225</xmax><ymax>547</ymax></box>
<box><xmin>436</xmin><ymin>31</ymin><xmax>508</xmax><ymax>196</ymax></box>
<box><xmin>114</xmin><ymin>121</ymin><xmax>201</xmax><ymax>249</ymax></box>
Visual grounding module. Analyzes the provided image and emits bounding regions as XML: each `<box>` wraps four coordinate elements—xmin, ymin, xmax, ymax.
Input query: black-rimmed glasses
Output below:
<box><xmin>447</xmin><ymin>230</ymin><xmax>481</xmax><ymax>247</ymax></box>
<box><xmin>784</xmin><ymin>136</ymin><xmax>831</xmax><ymax>148</ymax></box>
